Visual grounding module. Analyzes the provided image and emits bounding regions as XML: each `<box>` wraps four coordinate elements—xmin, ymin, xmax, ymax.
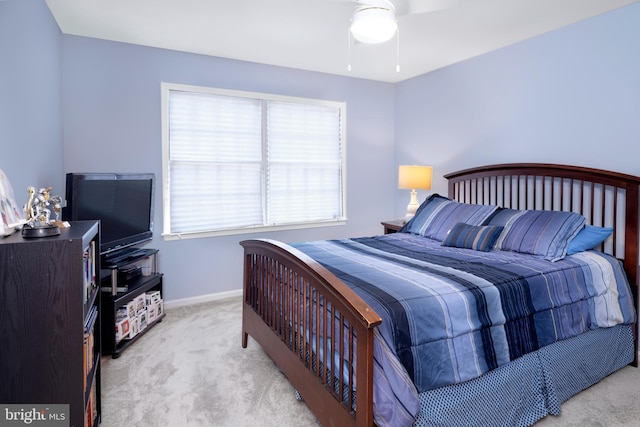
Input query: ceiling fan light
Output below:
<box><xmin>350</xmin><ymin>7</ymin><xmax>397</xmax><ymax>44</ymax></box>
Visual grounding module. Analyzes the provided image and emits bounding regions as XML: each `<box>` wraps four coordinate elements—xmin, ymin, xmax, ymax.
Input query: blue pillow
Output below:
<box><xmin>403</xmin><ymin>195</ymin><xmax>499</xmax><ymax>242</ymax></box>
<box><xmin>401</xmin><ymin>194</ymin><xmax>451</xmax><ymax>234</ymax></box>
<box><xmin>484</xmin><ymin>208</ymin><xmax>521</xmax><ymax>226</ymax></box>
<box><xmin>424</xmin><ymin>202</ymin><xmax>500</xmax><ymax>241</ymax></box>
<box><xmin>495</xmin><ymin>210</ymin><xmax>586</xmax><ymax>262</ymax></box>
<box><xmin>566</xmin><ymin>225</ymin><xmax>613</xmax><ymax>255</ymax></box>
<box><xmin>441</xmin><ymin>223</ymin><xmax>504</xmax><ymax>252</ymax></box>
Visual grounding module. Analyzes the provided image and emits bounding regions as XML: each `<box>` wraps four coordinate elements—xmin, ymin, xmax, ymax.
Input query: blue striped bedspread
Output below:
<box><xmin>292</xmin><ymin>232</ymin><xmax>636</xmax><ymax>427</ymax></box>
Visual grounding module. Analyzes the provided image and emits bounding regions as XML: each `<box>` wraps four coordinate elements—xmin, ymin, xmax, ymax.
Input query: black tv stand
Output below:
<box><xmin>100</xmin><ymin>248</ymin><xmax>164</xmax><ymax>358</ymax></box>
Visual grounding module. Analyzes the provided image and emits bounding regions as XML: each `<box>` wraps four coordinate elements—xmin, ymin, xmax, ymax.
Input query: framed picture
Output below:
<box><xmin>0</xmin><ymin>169</ymin><xmax>26</xmax><ymax>236</ymax></box>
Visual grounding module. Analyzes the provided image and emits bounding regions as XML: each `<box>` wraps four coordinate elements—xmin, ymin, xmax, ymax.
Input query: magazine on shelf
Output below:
<box><xmin>83</xmin><ymin>241</ymin><xmax>97</xmax><ymax>303</ymax></box>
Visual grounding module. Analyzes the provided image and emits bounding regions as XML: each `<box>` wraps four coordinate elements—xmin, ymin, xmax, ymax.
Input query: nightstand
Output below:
<box><xmin>381</xmin><ymin>219</ymin><xmax>406</xmax><ymax>234</ymax></box>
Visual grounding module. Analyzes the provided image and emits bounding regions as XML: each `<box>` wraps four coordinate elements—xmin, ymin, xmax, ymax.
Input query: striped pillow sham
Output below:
<box><xmin>494</xmin><ymin>209</ymin><xmax>586</xmax><ymax>261</ymax></box>
<box><xmin>403</xmin><ymin>195</ymin><xmax>499</xmax><ymax>242</ymax></box>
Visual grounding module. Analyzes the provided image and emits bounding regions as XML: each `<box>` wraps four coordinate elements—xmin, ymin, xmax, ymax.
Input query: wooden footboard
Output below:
<box><xmin>241</xmin><ymin>239</ymin><xmax>382</xmax><ymax>427</ymax></box>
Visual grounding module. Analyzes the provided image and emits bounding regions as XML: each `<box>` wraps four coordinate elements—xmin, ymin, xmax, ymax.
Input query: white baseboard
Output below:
<box><xmin>164</xmin><ymin>289</ymin><xmax>242</xmax><ymax>309</ymax></box>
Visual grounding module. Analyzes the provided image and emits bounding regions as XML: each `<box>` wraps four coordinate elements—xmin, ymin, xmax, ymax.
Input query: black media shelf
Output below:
<box><xmin>100</xmin><ymin>248</ymin><xmax>164</xmax><ymax>358</ymax></box>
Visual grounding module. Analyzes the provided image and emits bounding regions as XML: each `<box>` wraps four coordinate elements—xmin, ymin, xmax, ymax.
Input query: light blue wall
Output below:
<box><xmin>394</xmin><ymin>3</ymin><xmax>640</xmax><ymax>216</ymax></box>
<box><xmin>61</xmin><ymin>36</ymin><xmax>396</xmax><ymax>302</ymax></box>
<box><xmin>0</xmin><ymin>0</ymin><xmax>63</xmax><ymax>199</ymax></box>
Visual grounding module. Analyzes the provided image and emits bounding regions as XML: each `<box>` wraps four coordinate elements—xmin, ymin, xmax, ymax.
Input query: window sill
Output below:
<box><xmin>162</xmin><ymin>219</ymin><xmax>348</xmax><ymax>240</ymax></box>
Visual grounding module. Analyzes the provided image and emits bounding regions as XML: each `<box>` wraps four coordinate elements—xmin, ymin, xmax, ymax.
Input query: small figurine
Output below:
<box><xmin>51</xmin><ymin>194</ymin><xmax>63</xmax><ymax>225</ymax></box>
<box><xmin>22</xmin><ymin>186</ymin><xmax>62</xmax><ymax>238</ymax></box>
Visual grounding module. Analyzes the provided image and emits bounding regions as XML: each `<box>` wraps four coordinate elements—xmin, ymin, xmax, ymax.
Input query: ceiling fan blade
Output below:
<box><xmin>396</xmin><ymin>0</ymin><xmax>460</xmax><ymax>16</ymax></box>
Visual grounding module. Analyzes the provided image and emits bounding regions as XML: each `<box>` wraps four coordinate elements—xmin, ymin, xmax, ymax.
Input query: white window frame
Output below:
<box><xmin>160</xmin><ymin>82</ymin><xmax>347</xmax><ymax>240</ymax></box>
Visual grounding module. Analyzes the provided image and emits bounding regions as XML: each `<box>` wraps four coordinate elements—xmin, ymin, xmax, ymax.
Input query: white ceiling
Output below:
<box><xmin>45</xmin><ymin>0</ymin><xmax>638</xmax><ymax>83</ymax></box>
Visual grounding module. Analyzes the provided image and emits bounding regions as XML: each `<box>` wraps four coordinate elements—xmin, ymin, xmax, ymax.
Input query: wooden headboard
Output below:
<box><xmin>445</xmin><ymin>162</ymin><xmax>640</xmax><ymax>306</ymax></box>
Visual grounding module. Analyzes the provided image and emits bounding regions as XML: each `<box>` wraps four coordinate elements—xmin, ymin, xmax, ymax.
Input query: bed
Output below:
<box><xmin>240</xmin><ymin>163</ymin><xmax>640</xmax><ymax>427</ymax></box>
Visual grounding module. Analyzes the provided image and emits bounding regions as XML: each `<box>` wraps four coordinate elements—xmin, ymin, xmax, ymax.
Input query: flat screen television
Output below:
<box><xmin>64</xmin><ymin>173</ymin><xmax>154</xmax><ymax>255</ymax></box>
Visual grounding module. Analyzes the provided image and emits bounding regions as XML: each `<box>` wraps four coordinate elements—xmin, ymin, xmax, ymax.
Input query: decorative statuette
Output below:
<box><xmin>22</xmin><ymin>186</ymin><xmax>63</xmax><ymax>238</ymax></box>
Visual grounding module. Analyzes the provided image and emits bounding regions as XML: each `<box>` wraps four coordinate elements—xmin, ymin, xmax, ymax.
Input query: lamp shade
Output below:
<box><xmin>398</xmin><ymin>165</ymin><xmax>432</xmax><ymax>190</ymax></box>
<box><xmin>350</xmin><ymin>7</ymin><xmax>398</xmax><ymax>44</ymax></box>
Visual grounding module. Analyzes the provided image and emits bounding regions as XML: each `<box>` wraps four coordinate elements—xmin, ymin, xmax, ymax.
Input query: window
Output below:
<box><xmin>161</xmin><ymin>83</ymin><xmax>347</xmax><ymax>239</ymax></box>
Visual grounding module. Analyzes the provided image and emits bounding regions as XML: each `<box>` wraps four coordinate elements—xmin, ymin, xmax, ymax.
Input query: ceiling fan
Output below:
<box><xmin>347</xmin><ymin>0</ymin><xmax>460</xmax><ymax>44</ymax></box>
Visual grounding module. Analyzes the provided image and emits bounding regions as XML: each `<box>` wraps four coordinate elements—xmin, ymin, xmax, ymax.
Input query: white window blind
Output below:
<box><xmin>161</xmin><ymin>83</ymin><xmax>346</xmax><ymax>238</ymax></box>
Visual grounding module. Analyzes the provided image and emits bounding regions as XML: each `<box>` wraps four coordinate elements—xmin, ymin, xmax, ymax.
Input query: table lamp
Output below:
<box><xmin>398</xmin><ymin>165</ymin><xmax>432</xmax><ymax>219</ymax></box>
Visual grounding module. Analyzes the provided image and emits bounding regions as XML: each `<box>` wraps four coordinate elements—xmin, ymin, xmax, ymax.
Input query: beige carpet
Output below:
<box><xmin>100</xmin><ymin>297</ymin><xmax>318</xmax><ymax>427</ymax></box>
<box><xmin>100</xmin><ymin>297</ymin><xmax>640</xmax><ymax>426</ymax></box>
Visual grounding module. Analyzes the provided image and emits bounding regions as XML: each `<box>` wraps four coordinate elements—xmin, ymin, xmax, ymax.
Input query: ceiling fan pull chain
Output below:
<box><xmin>347</xmin><ymin>24</ymin><xmax>352</xmax><ymax>72</ymax></box>
<box><xmin>396</xmin><ymin>25</ymin><xmax>400</xmax><ymax>73</ymax></box>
